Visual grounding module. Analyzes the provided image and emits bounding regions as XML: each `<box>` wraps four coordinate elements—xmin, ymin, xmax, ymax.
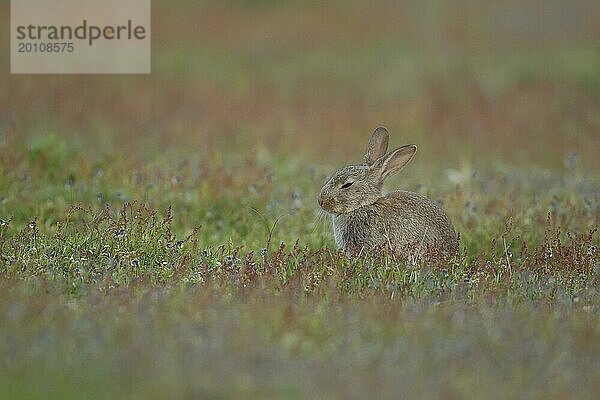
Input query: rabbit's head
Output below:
<box><xmin>318</xmin><ymin>127</ymin><xmax>417</xmax><ymax>214</ymax></box>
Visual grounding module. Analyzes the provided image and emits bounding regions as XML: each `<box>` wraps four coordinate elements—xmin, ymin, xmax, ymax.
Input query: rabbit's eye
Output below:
<box><xmin>341</xmin><ymin>181</ymin><xmax>354</xmax><ymax>189</ymax></box>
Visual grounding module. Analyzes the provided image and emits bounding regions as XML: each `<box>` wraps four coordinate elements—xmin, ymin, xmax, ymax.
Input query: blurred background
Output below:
<box><xmin>2</xmin><ymin>0</ymin><xmax>599</xmax><ymax>166</ymax></box>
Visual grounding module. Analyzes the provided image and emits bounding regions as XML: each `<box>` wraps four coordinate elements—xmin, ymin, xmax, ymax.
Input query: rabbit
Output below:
<box><xmin>318</xmin><ymin>126</ymin><xmax>458</xmax><ymax>261</ymax></box>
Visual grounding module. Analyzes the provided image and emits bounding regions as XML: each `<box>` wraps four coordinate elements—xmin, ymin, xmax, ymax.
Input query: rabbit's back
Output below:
<box><xmin>333</xmin><ymin>190</ymin><xmax>458</xmax><ymax>258</ymax></box>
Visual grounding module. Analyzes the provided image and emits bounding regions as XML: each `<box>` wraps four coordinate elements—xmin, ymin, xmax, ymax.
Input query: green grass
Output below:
<box><xmin>1</xmin><ymin>0</ymin><xmax>600</xmax><ymax>398</ymax></box>
<box><xmin>0</xmin><ymin>129</ymin><xmax>598</xmax><ymax>399</ymax></box>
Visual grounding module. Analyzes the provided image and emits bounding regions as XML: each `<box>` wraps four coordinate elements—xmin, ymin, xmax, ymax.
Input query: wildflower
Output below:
<box><xmin>542</xmin><ymin>275</ymin><xmax>556</xmax><ymax>288</ymax></box>
<box><xmin>261</xmin><ymin>248</ymin><xmax>268</xmax><ymax>257</ymax></box>
<box><xmin>225</xmin><ymin>255</ymin><xmax>234</xmax><ymax>267</ymax></box>
<box><xmin>28</xmin><ymin>220</ymin><xmax>36</xmax><ymax>229</ymax></box>
<box><xmin>0</xmin><ymin>218</ymin><xmax>6</xmax><ymax>227</ymax></box>
<box><xmin>114</xmin><ymin>227</ymin><xmax>126</xmax><ymax>238</ymax></box>
<box><xmin>175</xmin><ymin>240</ymin><xmax>184</xmax><ymax>250</ymax></box>
<box><xmin>544</xmin><ymin>246</ymin><xmax>553</xmax><ymax>260</ymax></box>
<box><xmin>588</xmin><ymin>245</ymin><xmax>597</xmax><ymax>256</ymax></box>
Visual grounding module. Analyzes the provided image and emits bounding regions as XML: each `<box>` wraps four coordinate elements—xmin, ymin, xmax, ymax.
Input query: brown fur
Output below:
<box><xmin>319</xmin><ymin>127</ymin><xmax>459</xmax><ymax>260</ymax></box>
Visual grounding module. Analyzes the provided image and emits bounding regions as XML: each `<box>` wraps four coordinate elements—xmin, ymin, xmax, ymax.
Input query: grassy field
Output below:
<box><xmin>1</xmin><ymin>0</ymin><xmax>600</xmax><ymax>398</ymax></box>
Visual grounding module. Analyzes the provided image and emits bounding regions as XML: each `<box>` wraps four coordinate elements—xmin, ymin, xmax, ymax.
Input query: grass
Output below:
<box><xmin>1</xmin><ymin>0</ymin><xmax>600</xmax><ymax>398</ymax></box>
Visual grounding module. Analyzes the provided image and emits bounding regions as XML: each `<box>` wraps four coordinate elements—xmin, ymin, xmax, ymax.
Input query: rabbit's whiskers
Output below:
<box><xmin>311</xmin><ymin>209</ymin><xmax>328</xmax><ymax>235</ymax></box>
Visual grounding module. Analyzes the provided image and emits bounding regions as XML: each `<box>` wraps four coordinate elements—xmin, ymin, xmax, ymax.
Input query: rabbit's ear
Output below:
<box><xmin>376</xmin><ymin>144</ymin><xmax>417</xmax><ymax>179</ymax></box>
<box><xmin>363</xmin><ymin>126</ymin><xmax>389</xmax><ymax>164</ymax></box>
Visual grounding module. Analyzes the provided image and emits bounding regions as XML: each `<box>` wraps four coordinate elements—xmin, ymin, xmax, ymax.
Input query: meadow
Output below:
<box><xmin>1</xmin><ymin>1</ymin><xmax>599</xmax><ymax>398</ymax></box>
